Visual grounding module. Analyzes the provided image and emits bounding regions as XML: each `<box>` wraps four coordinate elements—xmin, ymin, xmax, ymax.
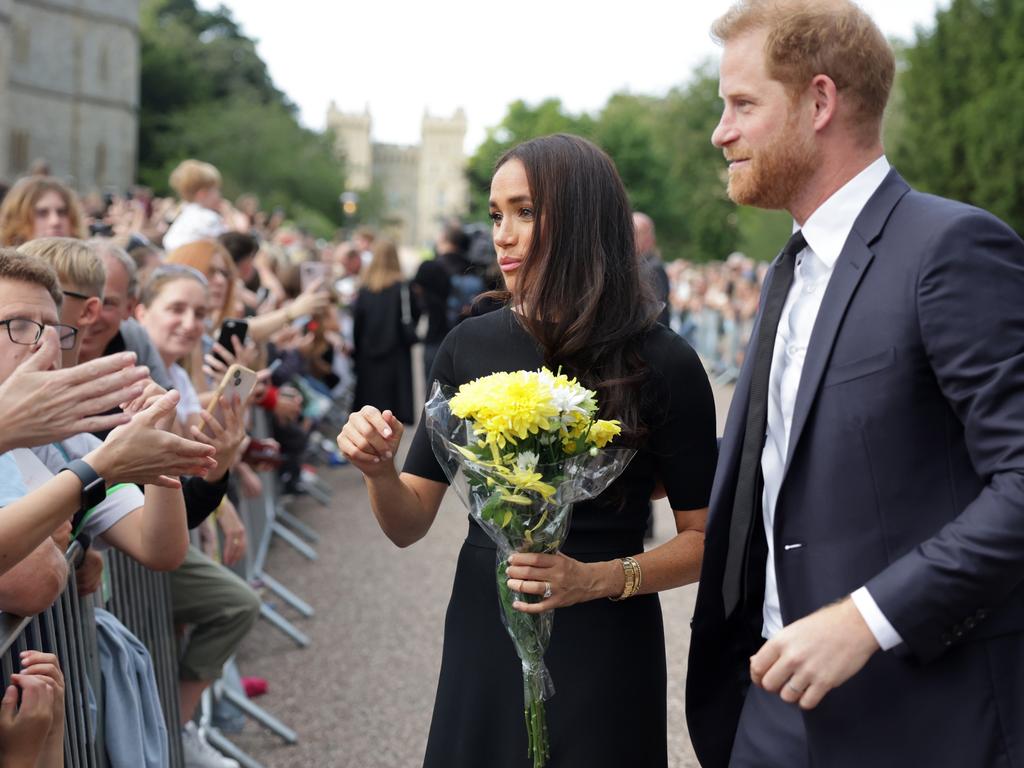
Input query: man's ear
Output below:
<box><xmin>81</xmin><ymin>296</ymin><xmax>103</xmax><ymax>327</ymax></box>
<box><xmin>810</xmin><ymin>73</ymin><xmax>839</xmax><ymax>132</ymax></box>
<box><xmin>133</xmin><ymin>302</ymin><xmax>146</xmax><ymax>322</ymax></box>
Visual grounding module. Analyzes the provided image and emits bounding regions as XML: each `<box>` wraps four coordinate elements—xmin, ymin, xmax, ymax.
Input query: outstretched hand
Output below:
<box><xmin>0</xmin><ymin>338</ymin><xmax>150</xmax><ymax>450</ymax></box>
<box><xmin>336</xmin><ymin>406</ymin><xmax>404</xmax><ymax>477</ymax></box>
<box><xmin>86</xmin><ymin>390</ymin><xmax>218</xmax><ymax>487</ymax></box>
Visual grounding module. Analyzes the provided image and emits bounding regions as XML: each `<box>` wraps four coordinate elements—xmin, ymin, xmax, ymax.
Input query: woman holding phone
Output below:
<box><xmin>338</xmin><ymin>135</ymin><xmax>717</xmax><ymax>767</ymax></box>
<box><xmin>134</xmin><ymin>262</ymin><xmax>262</xmax><ymax>762</ymax></box>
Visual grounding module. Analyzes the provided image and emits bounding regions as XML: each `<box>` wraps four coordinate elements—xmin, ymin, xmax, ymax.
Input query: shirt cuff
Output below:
<box><xmin>851</xmin><ymin>587</ymin><xmax>904</xmax><ymax>651</ymax></box>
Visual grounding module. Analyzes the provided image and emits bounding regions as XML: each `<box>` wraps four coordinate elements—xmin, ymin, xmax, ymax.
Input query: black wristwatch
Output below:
<box><xmin>60</xmin><ymin>459</ymin><xmax>106</xmax><ymax>512</ymax></box>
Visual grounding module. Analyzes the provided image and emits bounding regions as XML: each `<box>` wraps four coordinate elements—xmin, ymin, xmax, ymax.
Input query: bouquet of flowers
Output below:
<box><xmin>425</xmin><ymin>369</ymin><xmax>635</xmax><ymax>768</ymax></box>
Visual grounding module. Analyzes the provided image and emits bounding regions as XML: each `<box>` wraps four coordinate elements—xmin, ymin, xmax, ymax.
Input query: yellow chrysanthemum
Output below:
<box><xmin>587</xmin><ymin>419</ymin><xmax>621</xmax><ymax>448</ymax></box>
<box><xmin>451</xmin><ymin>371</ymin><xmax>559</xmax><ymax>449</ymax></box>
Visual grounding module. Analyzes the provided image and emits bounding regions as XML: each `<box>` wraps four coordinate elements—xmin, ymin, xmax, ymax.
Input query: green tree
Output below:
<box><xmin>892</xmin><ymin>0</ymin><xmax>1024</xmax><ymax>233</ymax></box>
<box><xmin>592</xmin><ymin>93</ymin><xmax>667</xmax><ymax>222</ymax></box>
<box><xmin>466</xmin><ymin>64</ymin><xmax>752</xmax><ymax>263</ymax></box>
<box><xmin>465</xmin><ymin>99</ymin><xmax>594</xmax><ymax>221</ymax></box>
<box><xmin>138</xmin><ymin>0</ymin><xmax>346</xmax><ymax>236</ymax></box>
<box><xmin>653</xmin><ymin>65</ymin><xmax>741</xmax><ymax>262</ymax></box>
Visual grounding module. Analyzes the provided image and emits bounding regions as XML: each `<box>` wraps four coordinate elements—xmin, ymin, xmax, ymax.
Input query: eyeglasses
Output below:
<box><xmin>0</xmin><ymin>317</ymin><xmax>79</xmax><ymax>350</ymax></box>
<box><xmin>62</xmin><ymin>289</ymin><xmax>94</xmax><ymax>302</ymax></box>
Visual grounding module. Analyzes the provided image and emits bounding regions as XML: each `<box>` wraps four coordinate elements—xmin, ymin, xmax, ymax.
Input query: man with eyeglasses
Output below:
<box><xmin>0</xmin><ymin>249</ymin><xmax>218</xmax><ymax>606</ymax></box>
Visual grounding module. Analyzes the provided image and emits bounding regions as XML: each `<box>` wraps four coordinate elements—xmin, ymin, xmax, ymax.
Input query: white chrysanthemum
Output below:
<box><xmin>515</xmin><ymin>451</ymin><xmax>540</xmax><ymax>473</ymax></box>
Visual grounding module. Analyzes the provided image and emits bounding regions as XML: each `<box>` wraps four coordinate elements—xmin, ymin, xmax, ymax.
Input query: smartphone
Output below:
<box><xmin>214</xmin><ymin>318</ymin><xmax>248</xmax><ymax>365</ymax></box>
<box><xmin>206</xmin><ymin>364</ymin><xmax>258</xmax><ymax>427</ymax></box>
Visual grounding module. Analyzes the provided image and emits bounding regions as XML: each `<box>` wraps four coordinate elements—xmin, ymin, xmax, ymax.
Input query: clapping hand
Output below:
<box><xmin>85</xmin><ymin>390</ymin><xmax>217</xmax><ymax>487</ymax></box>
<box><xmin>121</xmin><ymin>379</ymin><xmax>176</xmax><ymax>430</ymax></box>
<box><xmin>0</xmin><ymin>338</ymin><xmax>149</xmax><ymax>450</ymax></box>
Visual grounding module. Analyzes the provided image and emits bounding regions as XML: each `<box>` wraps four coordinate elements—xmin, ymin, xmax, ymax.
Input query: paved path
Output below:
<box><xmin>232</xmin><ymin>379</ymin><xmax>734</xmax><ymax>767</ymax></box>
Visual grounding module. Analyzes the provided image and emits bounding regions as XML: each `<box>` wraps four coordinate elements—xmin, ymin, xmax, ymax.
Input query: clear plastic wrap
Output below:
<box><xmin>425</xmin><ymin>380</ymin><xmax>635</xmax><ymax>767</ymax></box>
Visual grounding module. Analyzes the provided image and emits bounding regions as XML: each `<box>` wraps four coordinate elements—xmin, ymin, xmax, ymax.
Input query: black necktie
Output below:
<box><xmin>721</xmin><ymin>230</ymin><xmax>807</xmax><ymax>620</ymax></box>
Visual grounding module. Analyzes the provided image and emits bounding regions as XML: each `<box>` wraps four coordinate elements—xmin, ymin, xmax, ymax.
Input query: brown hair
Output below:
<box><xmin>166</xmin><ymin>239</ymin><xmax>236</xmax><ymax>326</ymax></box>
<box><xmin>0</xmin><ymin>247</ymin><xmax>63</xmax><ymax>306</ymax></box>
<box><xmin>0</xmin><ymin>176</ymin><xmax>87</xmax><ymax>246</ymax></box>
<box><xmin>136</xmin><ymin>263</ymin><xmax>209</xmax><ymax>309</ymax></box>
<box><xmin>169</xmin><ymin>159</ymin><xmax>222</xmax><ymax>202</ymax></box>
<box><xmin>712</xmin><ymin>0</ymin><xmax>895</xmax><ymax>143</ymax></box>
<box><xmin>18</xmin><ymin>237</ymin><xmax>106</xmax><ymax>298</ymax></box>
<box><xmin>362</xmin><ymin>240</ymin><xmax>404</xmax><ymax>292</ymax></box>
<box><xmin>494</xmin><ymin>134</ymin><xmax>658</xmax><ymax>443</ymax></box>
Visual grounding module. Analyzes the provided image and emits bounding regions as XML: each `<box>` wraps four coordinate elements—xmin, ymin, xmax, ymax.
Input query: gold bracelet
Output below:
<box><xmin>609</xmin><ymin>556</ymin><xmax>642</xmax><ymax>601</ymax></box>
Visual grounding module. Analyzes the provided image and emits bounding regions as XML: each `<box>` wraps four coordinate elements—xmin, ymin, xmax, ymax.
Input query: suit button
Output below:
<box><xmin>965</xmin><ymin>617</ymin><xmax>977</xmax><ymax>630</ymax></box>
<box><xmin>976</xmin><ymin>609</ymin><xmax>988</xmax><ymax>620</ymax></box>
<box><xmin>941</xmin><ymin>633</ymin><xmax>953</xmax><ymax>647</ymax></box>
<box><xmin>953</xmin><ymin>627</ymin><xmax>965</xmax><ymax>639</ymax></box>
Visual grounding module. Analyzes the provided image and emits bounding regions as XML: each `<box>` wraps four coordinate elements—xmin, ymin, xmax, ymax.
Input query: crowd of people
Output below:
<box><xmin>5</xmin><ymin>1</ymin><xmax>1024</xmax><ymax>767</ymax></box>
<box><xmin>0</xmin><ymin>150</ymin><xmax>762</xmax><ymax>767</ymax></box>
<box><xmin>0</xmin><ymin>158</ymin><xmax>399</xmax><ymax>766</ymax></box>
<box><xmin>0</xmin><ymin>103</ymin><xmax>792</xmax><ymax>768</ymax></box>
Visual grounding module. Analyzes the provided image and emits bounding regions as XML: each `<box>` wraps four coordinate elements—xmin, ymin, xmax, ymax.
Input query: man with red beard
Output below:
<box><xmin>686</xmin><ymin>2</ymin><xmax>1024</xmax><ymax>767</ymax></box>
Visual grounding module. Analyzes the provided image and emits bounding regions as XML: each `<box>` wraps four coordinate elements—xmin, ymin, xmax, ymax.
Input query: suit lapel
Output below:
<box><xmin>783</xmin><ymin>170</ymin><xmax>912</xmax><ymax>473</ymax></box>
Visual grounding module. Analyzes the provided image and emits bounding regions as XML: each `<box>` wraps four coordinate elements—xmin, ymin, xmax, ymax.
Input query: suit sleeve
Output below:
<box><xmin>865</xmin><ymin>208</ymin><xmax>1024</xmax><ymax>662</ymax></box>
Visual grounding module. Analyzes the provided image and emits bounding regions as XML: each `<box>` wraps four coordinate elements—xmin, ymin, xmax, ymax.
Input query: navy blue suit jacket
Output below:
<box><xmin>687</xmin><ymin>170</ymin><xmax>1024</xmax><ymax>767</ymax></box>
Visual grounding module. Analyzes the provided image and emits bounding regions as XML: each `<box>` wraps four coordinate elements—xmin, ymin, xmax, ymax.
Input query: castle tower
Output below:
<box><xmin>327</xmin><ymin>102</ymin><xmax>373</xmax><ymax>192</ymax></box>
<box><xmin>416</xmin><ymin>108</ymin><xmax>468</xmax><ymax>247</ymax></box>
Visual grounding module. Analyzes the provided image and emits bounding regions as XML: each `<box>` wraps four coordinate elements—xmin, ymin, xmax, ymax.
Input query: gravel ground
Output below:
<box><xmin>230</xmin><ymin>381</ymin><xmax>733</xmax><ymax>768</ymax></box>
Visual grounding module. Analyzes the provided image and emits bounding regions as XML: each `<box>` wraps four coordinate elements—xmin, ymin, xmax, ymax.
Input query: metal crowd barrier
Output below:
<box><xmin>193</xmin><ymin>403</ymin><xmax>333</xmax><ymax>765</ymax></box>
<box><xmin>241</xmin><ymin>407</ymin><xmax>317</xmax><ymax>648</ymax></box>
<box><xmin>104</xmin><ymin>549</ymin><xmax>185</xmax><ymax>768</ymax></box>
<box><xmin>677</xmin><ymin>307</ymin><xmax>753</xmax><ymax>386</ymax></box>
<box><xmin>0</xmin><ymin>541</ymin><xmax>100</xmax><ymax>768</ymax></box>
<box><xmin>0</xmin><ymin>405</ymin><xmax>332</xmax><ymax>768</ymax></box>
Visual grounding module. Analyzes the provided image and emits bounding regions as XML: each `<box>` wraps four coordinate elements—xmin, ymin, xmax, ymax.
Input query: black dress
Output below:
<box><xmin>352</xmin><ymin>281</ymin><xmax>418</xmax><ymax>424</ymax></box>
<box><xmin>404</xmin><ymin>307</ymin><xmax>717</xmax><ymax>768</ymax></box>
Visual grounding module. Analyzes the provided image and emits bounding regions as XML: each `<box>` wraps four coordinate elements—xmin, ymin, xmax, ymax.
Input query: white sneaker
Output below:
<box><xmin>181</xmin><ymin>722</ymin><xmax>241</xmax><ymax>768</ymax></box>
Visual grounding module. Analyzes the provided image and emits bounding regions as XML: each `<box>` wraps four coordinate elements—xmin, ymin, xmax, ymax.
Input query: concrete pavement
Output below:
<box><xmin>231</xmin><ymin>381</ymin><xmax>734</xmax><ymax>767</ymax></box>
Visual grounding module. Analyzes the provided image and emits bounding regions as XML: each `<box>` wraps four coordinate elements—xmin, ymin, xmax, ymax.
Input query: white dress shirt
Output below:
<box><xmin>760</xmin><ymin>155</ymin><xmax>902</xmax><ymax>650</ymax></box>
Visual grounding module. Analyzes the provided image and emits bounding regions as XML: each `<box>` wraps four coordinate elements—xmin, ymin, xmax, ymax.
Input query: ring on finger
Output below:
<box><xmin>785</xmin><ymin>681</ymin><xmax>805</xmax><ymax>694</ymax></box>
<box><xmin>542</xmin><ymin>582</ymin><xmax>552</xmax><ymax>599</ymax></box>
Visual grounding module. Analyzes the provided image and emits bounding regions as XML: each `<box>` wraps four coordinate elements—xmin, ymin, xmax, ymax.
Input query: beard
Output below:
<box><xmin>726</xmin><ymin>119</ymin><xmax>819</xmax><ymax>210</ymax></box>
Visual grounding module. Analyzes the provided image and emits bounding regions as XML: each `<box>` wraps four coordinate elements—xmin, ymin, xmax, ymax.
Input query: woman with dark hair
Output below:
<box><xmin>337</xmin><ymin>134</ymin><xmax>717</xmax><ymax>767</ymax></box>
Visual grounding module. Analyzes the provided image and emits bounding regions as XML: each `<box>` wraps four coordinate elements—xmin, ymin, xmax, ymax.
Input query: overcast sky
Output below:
<box><xmin>196</xmin><ymin>1</ymin><xmax>947</xmax><ymax>152</ymax></box>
